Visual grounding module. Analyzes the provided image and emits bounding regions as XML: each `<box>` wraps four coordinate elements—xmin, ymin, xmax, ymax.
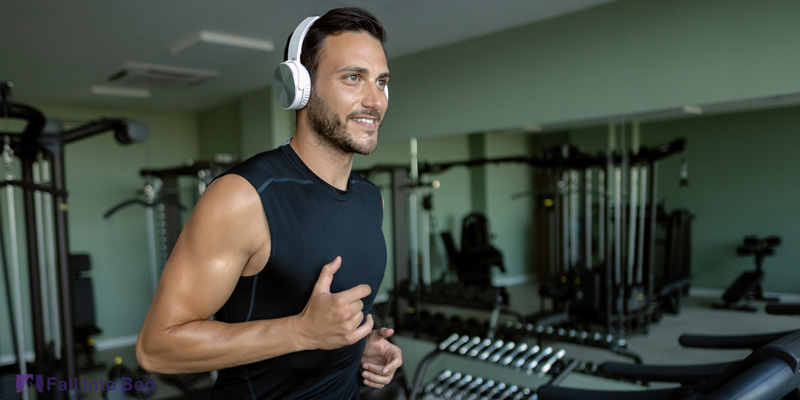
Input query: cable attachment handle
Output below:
<box><xmin>3</xmin><ymin>136</ymin><xmax>15</xmax><ymax>180</ymax></box>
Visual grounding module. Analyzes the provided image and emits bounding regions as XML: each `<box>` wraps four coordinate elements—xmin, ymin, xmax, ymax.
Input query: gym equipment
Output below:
<box><xmin>441</xmin><ymin>212</ymin><xmax>506</xmax><ymax>289</ymax></box>
<box><xmin>104</xmin><ymin>176</ymin><xmax>186</xmax><ymax>297</ymax></box>
<box><xmin>69</xmin><ymin>254</ymin><xmax>104</xmax><ymax>372</ymax></box>
<box><xmin>531</xmin><ymin>137</ymin><xmax>689</xmax><ymax>336</ymax></box>
<box><xmin>0</xmin><ymin>82</ymin><xmax>148</xmax><ymax>400</ymax></box>
<box><xmin>409</xmin><ymin>332</ymin><xmax>603</xmax><ymax>400</ymax></box>
<box><xmin>714</xmin><ymin>235</ymin><xmax>781</xmax><ymax>311</ymax></box>
<box><xmin>358</xmin><ymin>135</ymin><xmax>687</xmax><ymax>346</ymax></box>
<box><xmin>537</xmin><ymin>329</ymin><xmax>800</xmax><ymax>400</ymax></box>
<box><xmin>499</xmin><ymin>321</ymin><xmax>641</xmax><ymax>364</ymax></box>
<box><xmin>766</xmin><ymin>302</ymin><xmax>800</xmax><ymax>315</ymax></box>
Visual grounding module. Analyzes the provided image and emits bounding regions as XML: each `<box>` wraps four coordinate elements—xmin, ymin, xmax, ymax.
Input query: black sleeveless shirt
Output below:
<box><xmin>209</xmin><ymin>144</ymin><xmax>387</xmax><ymax>400</ymax></box>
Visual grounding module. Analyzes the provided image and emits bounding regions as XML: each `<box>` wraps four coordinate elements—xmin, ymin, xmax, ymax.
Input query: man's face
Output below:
<box><xmin>305</xmin><ymin>31</ymin><xmax>389</xmax><ymax>155</ymax></box>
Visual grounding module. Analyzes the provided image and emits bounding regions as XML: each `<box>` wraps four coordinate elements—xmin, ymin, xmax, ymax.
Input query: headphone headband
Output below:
<box><xmin>287</xmin><ymin>16</ymin><xmax>320</xmax><ymax>62</ymax></box>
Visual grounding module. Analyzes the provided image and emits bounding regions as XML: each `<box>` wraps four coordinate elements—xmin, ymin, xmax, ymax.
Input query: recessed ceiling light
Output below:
<box><xmin>682</xmin><ymin>105</ymin><xmax>703</xmax><ymax>115</ymax></box>
<box><xmin>91</xmin><ymin>85</ymin><xmax>151</xmax><ymax>99</ymax></box>
<box><xmin>171</xmin><ymin>31</ymin><xmax>274</xmax><ymax>66</ymax></box>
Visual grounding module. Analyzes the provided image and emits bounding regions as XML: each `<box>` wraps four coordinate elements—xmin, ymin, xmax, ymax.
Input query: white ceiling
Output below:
<box><xmin>0</xmin><ymin>0</ymin><xmax>615</xmax><ymax>112</ymax></box>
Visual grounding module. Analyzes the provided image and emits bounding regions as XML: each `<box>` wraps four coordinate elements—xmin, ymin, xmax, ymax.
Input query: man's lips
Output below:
<box><xmin>351</xmin><ymin>116</ymin><xmax>378</xmax><ymax>129</ymax></box>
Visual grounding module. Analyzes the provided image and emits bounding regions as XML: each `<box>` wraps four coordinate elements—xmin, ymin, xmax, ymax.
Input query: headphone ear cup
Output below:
<box><xmin>295</xmin><ymin>64</ymin><xmax>312</xmax><ymax>109</ymax></box>
<box><xmin>273</xmin><ymin>61</ymin><xmax>312</xmax><ymax>110</ymax></box>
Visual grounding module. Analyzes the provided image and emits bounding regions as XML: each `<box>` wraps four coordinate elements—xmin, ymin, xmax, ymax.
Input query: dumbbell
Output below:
<box><xmin>448</xmin><ymin>335</ymin><xmax>472</xmax><ymax>353</ymax></box>
<box><xmin>505</xmin><ymin>321</ymin><xmax>522</xmax><ymax>331</ymax></box>
<box><xmin>511</xmin><ymin>388</ymin><xmax>535</xmax><ymax>400</ymax></box>
<box><xmin>422</xmin><ymin>370</ymin><xmax>452</xmax><ymax>394</ymax></box>
<box><xmin>501</xmin><ymin>343</ymin><xmax>528</xmax><ymax>366</ymax></box>
<box><xmin>538</xmin><ymin>349</ymin><xmax>566</xmax><ymax>375</ymax></box>
<box><xmin>443</xmin><ymin>374</ymin><xmax>473</xmax><ymax>399</ymax></box>
<box><xmin>458</xmin><ymin>336</ymin><xmax>483</xmax><ymax>355</ymax></box>
<box><xmin>484</xmin><ymin>382</ymin><xmax>507</xmax><ymax>399</ymax></box>
<box><xmin>478</xmin><ymin>340</ymin><xmax>505</xmax><ymax>361</ymax></box>
<box><xmin>434</xmin><ymin>372</ymin><xmax>463</xmax><ymax>397</ymax></box>
<box><xmin>488</xmin><ymin>341</ymin><xmax>517</xmax><ymax>363</ymax></box>
<box><xmin>466</xmin><ymin>379</ymin><xmax>495</xmax><ymax>400</ymax></box>
<box><xmin>496</xmin><ymin>385</ymin><xmax>520</xmax><ymax>400</ymax></box>
<box><xmin>439</xmin><ymin>333</ymin><xmax>461</xmax><ymax>351</ymax></box>
<box><xmin>512</xmin><ymin>345</ymin><xmax>541</xmax><ymax>369</ymax></box>
<box><xmin>453</xmin><ymin>377</ymin><xmax>484</xmax><ymax>400</ymax></box>
<box><xmin>468</xmin><ymin>338</ymin><xmax>494</xmax><ymax>358</ymax></box>
<box><xmin>524</xmin><ymin>346</ymin><xmax>554</xmax><ymax>374</ymax></box>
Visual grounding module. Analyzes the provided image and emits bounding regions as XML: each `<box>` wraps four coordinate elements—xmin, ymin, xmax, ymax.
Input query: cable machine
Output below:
<box><xmin>0</xmin><ymin>82</ymin><xmax>147</xmax><ymax>400</ymax></box>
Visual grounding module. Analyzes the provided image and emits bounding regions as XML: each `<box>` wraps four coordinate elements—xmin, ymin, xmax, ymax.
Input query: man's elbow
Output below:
<box><xmin>136</xmin><ymin>334</ymin><xmax>167</xmax><ymax>373</ymax></box>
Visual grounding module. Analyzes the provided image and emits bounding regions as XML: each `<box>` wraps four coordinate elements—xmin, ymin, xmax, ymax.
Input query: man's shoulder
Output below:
<box><xmin>231</xmin><ymin>147</ymin><xmax>286</xmax><ymax>173</ymax></box>
<box><xmin>224</xmin><ymin>146</ymin><xmax>290</xmax><ymax>191</ymax></box>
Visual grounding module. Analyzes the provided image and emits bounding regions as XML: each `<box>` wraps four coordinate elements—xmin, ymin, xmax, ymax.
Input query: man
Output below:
<box><xmin>136</xmin><ymin>7</ymin><xmax>402</xmax><ymax>399</ymax></box>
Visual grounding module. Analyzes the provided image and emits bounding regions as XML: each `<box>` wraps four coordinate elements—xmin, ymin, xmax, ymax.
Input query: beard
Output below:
<box><xmin>306</xmin><ymin>90</ymin><xmax>380</xmax><ymax>156</ymax></box>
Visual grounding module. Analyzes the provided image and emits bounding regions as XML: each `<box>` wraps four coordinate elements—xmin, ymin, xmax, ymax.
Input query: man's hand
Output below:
<box><xmin>298</xmin><ymin>256</ymin><xmax>374</xmax><ymax>350</ymax></box>
<box><xmin>361</xmin><ymin>327</ymin><xmax>403</xmax><ymax>389</ymax></box>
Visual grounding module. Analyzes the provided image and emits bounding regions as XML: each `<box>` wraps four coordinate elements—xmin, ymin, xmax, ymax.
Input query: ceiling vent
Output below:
<box><xmin>105</xmin><ymin>61</ymin><xmax>220</xmax><ymax>89</ymax></box>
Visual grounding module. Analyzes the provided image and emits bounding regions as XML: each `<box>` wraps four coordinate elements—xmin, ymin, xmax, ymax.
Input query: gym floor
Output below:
<box><xmin>77</xmin><ymin>283</ymin><xmax>797</xmax><ymax>400</ymax></box>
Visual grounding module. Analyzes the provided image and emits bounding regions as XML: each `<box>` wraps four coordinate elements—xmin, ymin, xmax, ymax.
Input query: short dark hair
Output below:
<box><xmin>283</xmin><ymin>7</ymin><xmax>387</xmax><ymax>85</ymax></box>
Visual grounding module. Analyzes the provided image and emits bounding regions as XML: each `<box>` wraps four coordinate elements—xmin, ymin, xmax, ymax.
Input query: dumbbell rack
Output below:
<box><xmin>395</xmin><ymin>281</ymin><xmax>519</xmax><ymax>340</ymax></box>
<box><xmin>418</xmin><ymin>370</ymin><xmax>539</xmax><ymax>400</ymax></box>
<box><xmin>410</xmin><ymin>333</ymin><xmax>598</xmax><ymax>400</ymax></box>
<box><xmin>500</xmin><ymin>321</ymin><xmax>642</xmax><ymax>363</ymax></box>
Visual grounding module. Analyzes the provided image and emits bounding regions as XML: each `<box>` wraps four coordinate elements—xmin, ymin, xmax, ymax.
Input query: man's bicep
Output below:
<box><xmin>148</xmin><ymin>175</ymin><xmax>267</xmax><ymax>326</ymax></box>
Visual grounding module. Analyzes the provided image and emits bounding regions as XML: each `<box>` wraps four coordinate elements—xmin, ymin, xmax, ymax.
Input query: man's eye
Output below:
<box><xmin>377</xmin><ymin>80</ymin><xmax>387</xmax><ymax>88</ymax></box>
<box><xmin>346</xmin><ymin>75</ymin><xmax>359</xmax><ymax>82</ymax></box>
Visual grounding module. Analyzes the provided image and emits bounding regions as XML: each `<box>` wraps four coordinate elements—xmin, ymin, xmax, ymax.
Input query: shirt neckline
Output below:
<box><xmin>280</xmin><ymin>143</ymin><xmax>352</xmax><ymax>201</ymax></box>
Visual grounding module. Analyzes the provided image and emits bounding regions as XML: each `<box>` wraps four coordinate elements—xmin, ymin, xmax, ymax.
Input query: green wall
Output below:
<box><xmin>0</xmin><ymin>102</ymin><xmax>198</xmax><ymax>357</ymax></box>
<box><xmin>198</xmin><ymin>87</ymin><xmax>296</xmax><ymax>162</ymax></box>
<box><xmin>646</xmin><ymin>106</ymin><xmax>800</xmax><ymax>293</ymax></box>
<box><xmin>198</xmin><ymin>100</ymin><xmax>240</xmax><ymax>160</ymax></box>
<box><xmin>379</xmin><ymin>0</ymin><xmax>800</xmax><ymax>142</ymax></box>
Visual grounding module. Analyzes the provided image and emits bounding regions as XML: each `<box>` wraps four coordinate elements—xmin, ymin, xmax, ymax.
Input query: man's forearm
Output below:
<box><xmin>137</xmin><ymin>316</ymin><xmax>307</xmax><ymax>374</ymax></box>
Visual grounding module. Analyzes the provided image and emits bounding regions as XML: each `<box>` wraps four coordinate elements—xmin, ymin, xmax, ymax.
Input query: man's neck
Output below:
<box><xmin>290</xmin><ymin>128</ymin><xmax>354</xmax><ymax>191</ymax></box>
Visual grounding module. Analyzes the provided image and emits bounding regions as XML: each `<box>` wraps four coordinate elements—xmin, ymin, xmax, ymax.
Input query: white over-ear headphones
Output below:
<box><xmin>273</xmin><ymin>16</ymin><xmax>319</xmax><ymax>110</ymax></box>
<box><xmin>273</xmin><ymin>16</ymin><xmax>388</xmax><ymax>110</ymax></box>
